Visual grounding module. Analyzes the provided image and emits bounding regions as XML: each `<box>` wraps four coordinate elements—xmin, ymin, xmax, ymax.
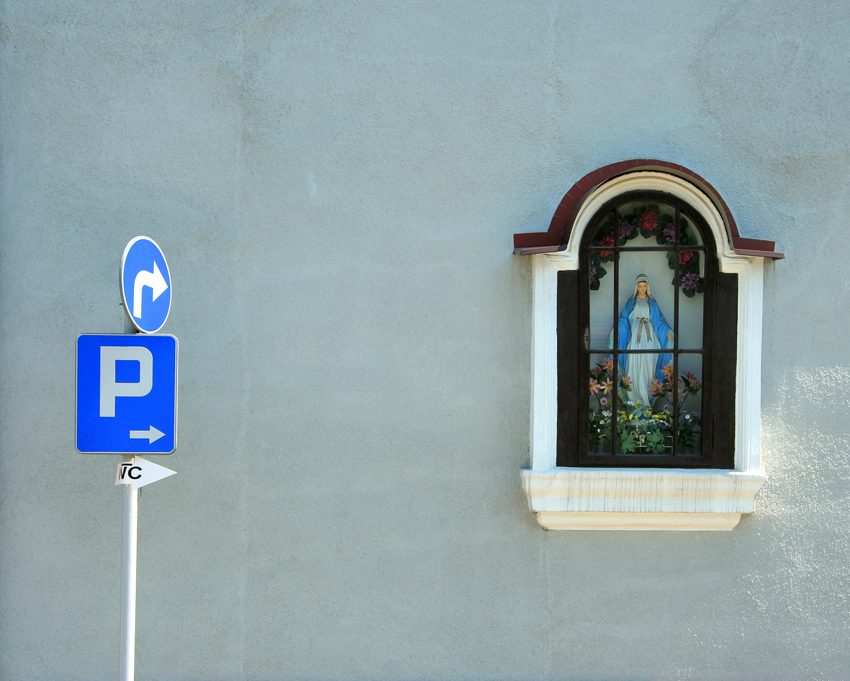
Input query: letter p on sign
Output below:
<box><xmin>100</xmin><ymin>346</ymin><xmax>153</xmax><ymax>417</ymax></box>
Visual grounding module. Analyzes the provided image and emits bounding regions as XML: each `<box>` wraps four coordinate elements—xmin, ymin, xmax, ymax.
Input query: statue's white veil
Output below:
<box><xmin>633</xmin><ymin>274</ymin><xmax>651</xmax><ymax>298</ymax></box>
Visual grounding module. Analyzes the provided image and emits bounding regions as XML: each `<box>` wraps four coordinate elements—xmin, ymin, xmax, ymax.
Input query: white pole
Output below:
<box><xmin>120</xmin><ymin>308</ymin><xmax>138</xmax><ymax>681</ymax></box>
<box><xmin>119</xmin><ymin>457</ymin><xmax>138</xmax><ymax>681</ymax></box>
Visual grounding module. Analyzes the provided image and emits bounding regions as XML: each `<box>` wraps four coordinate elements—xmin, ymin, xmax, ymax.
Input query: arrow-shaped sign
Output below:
<box><xmin>129</xmin><ymin>425</ymin><xmax>165</xmax><ymax>443</ymax></box>
<box><xmin>115</xmin><ymin>456</ymin><xmax>176</xmax><ymax>490</ymax></box>
<box><xmin>132</xmin><ymin>261</ymin><xmax>169</xmax><ymax>319</ymax></box>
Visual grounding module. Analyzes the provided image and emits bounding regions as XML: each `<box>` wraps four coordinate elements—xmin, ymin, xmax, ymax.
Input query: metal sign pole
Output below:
<box><xmin>119</xmin><ymin>311</ymin><xmax>137</xmax><ymax>681</ymax></box>
<box><xmin>119</xmin><ymin>463</ymin><xmax>138</xmax><ymax>681</ymax></box>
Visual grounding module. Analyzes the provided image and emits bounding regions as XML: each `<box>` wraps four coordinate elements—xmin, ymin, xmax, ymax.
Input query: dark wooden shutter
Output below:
<box><xmin>557</xmin><ymin>269</ymin><xmax>581</xmax><ymax>467</ymax></box>
<box><xmin>705</xmin><ymin>271</ymin><xmax>737</xmax><ymax>468</ymax></box>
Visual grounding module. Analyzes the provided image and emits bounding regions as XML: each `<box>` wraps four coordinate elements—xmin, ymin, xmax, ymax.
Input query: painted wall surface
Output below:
<box><xmin>1</xmin><ymin>1</ymin><xmax>849</xmax><ymax>679</ymax></box>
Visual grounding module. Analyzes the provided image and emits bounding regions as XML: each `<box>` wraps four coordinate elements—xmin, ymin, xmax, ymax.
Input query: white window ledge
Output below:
<box><xmin>521</xmin><ymin>468</ymin><xmax>767</xmax><ymax>531</ymax></box>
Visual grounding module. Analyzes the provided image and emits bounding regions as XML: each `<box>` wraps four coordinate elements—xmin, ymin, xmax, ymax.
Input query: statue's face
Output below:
<box><xmin>636</xmin><ymin>281</ymin><xmax>648</xmax><ymax>296</ymax></box>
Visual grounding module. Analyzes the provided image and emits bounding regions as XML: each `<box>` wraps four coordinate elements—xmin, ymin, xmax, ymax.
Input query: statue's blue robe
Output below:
<box><xmin>615</xmin><ymin>296</ymin><xmax>672</xmax><ymax>384</ymax></box>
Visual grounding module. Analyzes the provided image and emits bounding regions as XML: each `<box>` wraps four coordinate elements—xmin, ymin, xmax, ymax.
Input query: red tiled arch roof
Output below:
<box><xmin>513</xmin><ymin>160</ymin><xmax>783</xmax><ymax>258</ymax></box>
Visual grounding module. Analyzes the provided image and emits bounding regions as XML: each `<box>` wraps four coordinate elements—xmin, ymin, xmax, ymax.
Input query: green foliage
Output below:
<box><xmin>644</xmin><ymin>430</ymin><xmax>667</xmax><ymax>454</ymax></box>
<box><xmin>619</xmin><ymin>432</ymin><xmax>637</xmax><ymax>453</ymax></box>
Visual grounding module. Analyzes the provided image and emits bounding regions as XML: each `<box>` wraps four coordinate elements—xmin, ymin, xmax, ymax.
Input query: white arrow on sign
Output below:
<box><xmin>115</xmin><ymin>456</ymin><xmax>176</xmax><ymax>490</ymax></box>
<box><xmin>132</xmin><ymin>261</ymin><xmax>169</xmax><ymax>319</ymax></box>
<box><xmin>129</xmin><ymin>425</ymin><xmax>165</xmax><ymax>443</ymax></box>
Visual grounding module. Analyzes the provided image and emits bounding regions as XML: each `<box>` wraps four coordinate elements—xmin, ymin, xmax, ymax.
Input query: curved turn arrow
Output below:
<box><xmin>132</xmin><ymin>262</ymin><xmax>168</xmax><ymax>319</ymax></box>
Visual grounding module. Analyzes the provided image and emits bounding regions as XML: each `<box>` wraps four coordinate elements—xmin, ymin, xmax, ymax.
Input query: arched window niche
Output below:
<box><xmin>516</xmin><ymin>164</ymin><xmax>783</xmax><ymax>531</ymax></box>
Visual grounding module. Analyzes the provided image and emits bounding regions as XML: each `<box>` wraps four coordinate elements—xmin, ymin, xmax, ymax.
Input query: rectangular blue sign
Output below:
<box><xmin>76</xmin><ymin>334</ymin><xmax>178</xmax><ymax>454</ymax></box>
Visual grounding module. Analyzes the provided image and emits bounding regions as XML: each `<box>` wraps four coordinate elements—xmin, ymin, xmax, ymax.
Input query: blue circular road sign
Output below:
<box><xmin>120</xmin><ymin>236</ymin><xmax>172</xmax><ymax>334</ymax></box>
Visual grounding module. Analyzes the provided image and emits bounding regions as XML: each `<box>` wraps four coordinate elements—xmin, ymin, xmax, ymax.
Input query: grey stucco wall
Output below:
<box><xmin>2</xmin><ymin>1</ymin><xmax>849</xmax><ymax>679</ymax></box>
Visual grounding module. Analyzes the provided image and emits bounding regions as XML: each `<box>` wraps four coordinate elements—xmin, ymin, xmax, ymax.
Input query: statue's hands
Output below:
<box><xmin>667</xmin><ymin>332</ymin><xmax>674</xmax><ymax>342</ymax></box>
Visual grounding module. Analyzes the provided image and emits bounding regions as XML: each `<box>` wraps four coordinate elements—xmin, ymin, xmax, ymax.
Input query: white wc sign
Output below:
<box><xmin>115</xmin><ymin>457</ymin><xmax>176</xmax><ymax>490</ymax></box>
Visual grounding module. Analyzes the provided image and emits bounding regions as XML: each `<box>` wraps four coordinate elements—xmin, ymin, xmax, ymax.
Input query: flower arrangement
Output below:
<box><xmin>589</xmin><ymin>204</ymin><xmax>705</xmax><ymax>297</ymax></box>
<box><xmin>588</xmin><ymin>357</ymin><xmax>702</xmax><ymax>454</ymax></box>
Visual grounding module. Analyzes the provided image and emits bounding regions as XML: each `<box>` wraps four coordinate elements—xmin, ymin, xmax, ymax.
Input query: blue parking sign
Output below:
<box><xmin>76</xmin><ymin>334</ymin><xmax>178</xmax><ymax>454</ymax></box>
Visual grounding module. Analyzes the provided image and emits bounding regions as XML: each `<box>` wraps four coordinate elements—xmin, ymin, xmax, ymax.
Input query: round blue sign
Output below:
<box><xmin>120</xmin><ymin>236</ymin><xmax>172</xmax><ymax>334</ymax></box>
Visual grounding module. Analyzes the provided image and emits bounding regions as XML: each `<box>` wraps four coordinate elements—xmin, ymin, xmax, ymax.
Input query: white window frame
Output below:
<box><xmin>521</xmin><ymin>172</ymin><xmax>767</xmax><ymax>530</ymax></box>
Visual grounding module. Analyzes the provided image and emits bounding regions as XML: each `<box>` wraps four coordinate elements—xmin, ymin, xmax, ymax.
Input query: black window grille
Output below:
<box><xmin>557</xmin><ymin>191</ymin><xmax>737</xmax><ymax>468</ymax></box>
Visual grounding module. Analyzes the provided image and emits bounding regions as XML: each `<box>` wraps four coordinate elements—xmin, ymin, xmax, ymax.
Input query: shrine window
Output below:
<box><xmin>559</xmin><ymin>191</ymin><xmax>736</xmax><ymax>468</ymax></box>
<box><xmin>514</xmin><ymin>164</ymin><xmax>783</xmax><ymax>531</ymax></box>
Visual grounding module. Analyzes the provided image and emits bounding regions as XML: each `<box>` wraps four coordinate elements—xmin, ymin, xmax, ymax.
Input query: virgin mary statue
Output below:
<box><xmin>610</xmin><ymin>274</ymin><xmax>674</xmax><ymax>408</ymax></box>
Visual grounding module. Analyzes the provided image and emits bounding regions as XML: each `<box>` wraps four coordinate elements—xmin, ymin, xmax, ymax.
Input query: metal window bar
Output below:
<box><xmin>589</xmin><ymin>246</ymin><xmax>707</xmax><ymax>252</ymax></box>
<box><xmin>589</xmin><ymin>348</ymin><xmax>704</xmax><ymax>354</ymax></box>
<box><xmin>611</xmin><ymin>207</ymin><xmax>619</xmax><ymax>456</ymax></box>
<box><xmin>672</xmin><ymin>206</ymin><xmax>680</xmax><ymax>457</ymax></box>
